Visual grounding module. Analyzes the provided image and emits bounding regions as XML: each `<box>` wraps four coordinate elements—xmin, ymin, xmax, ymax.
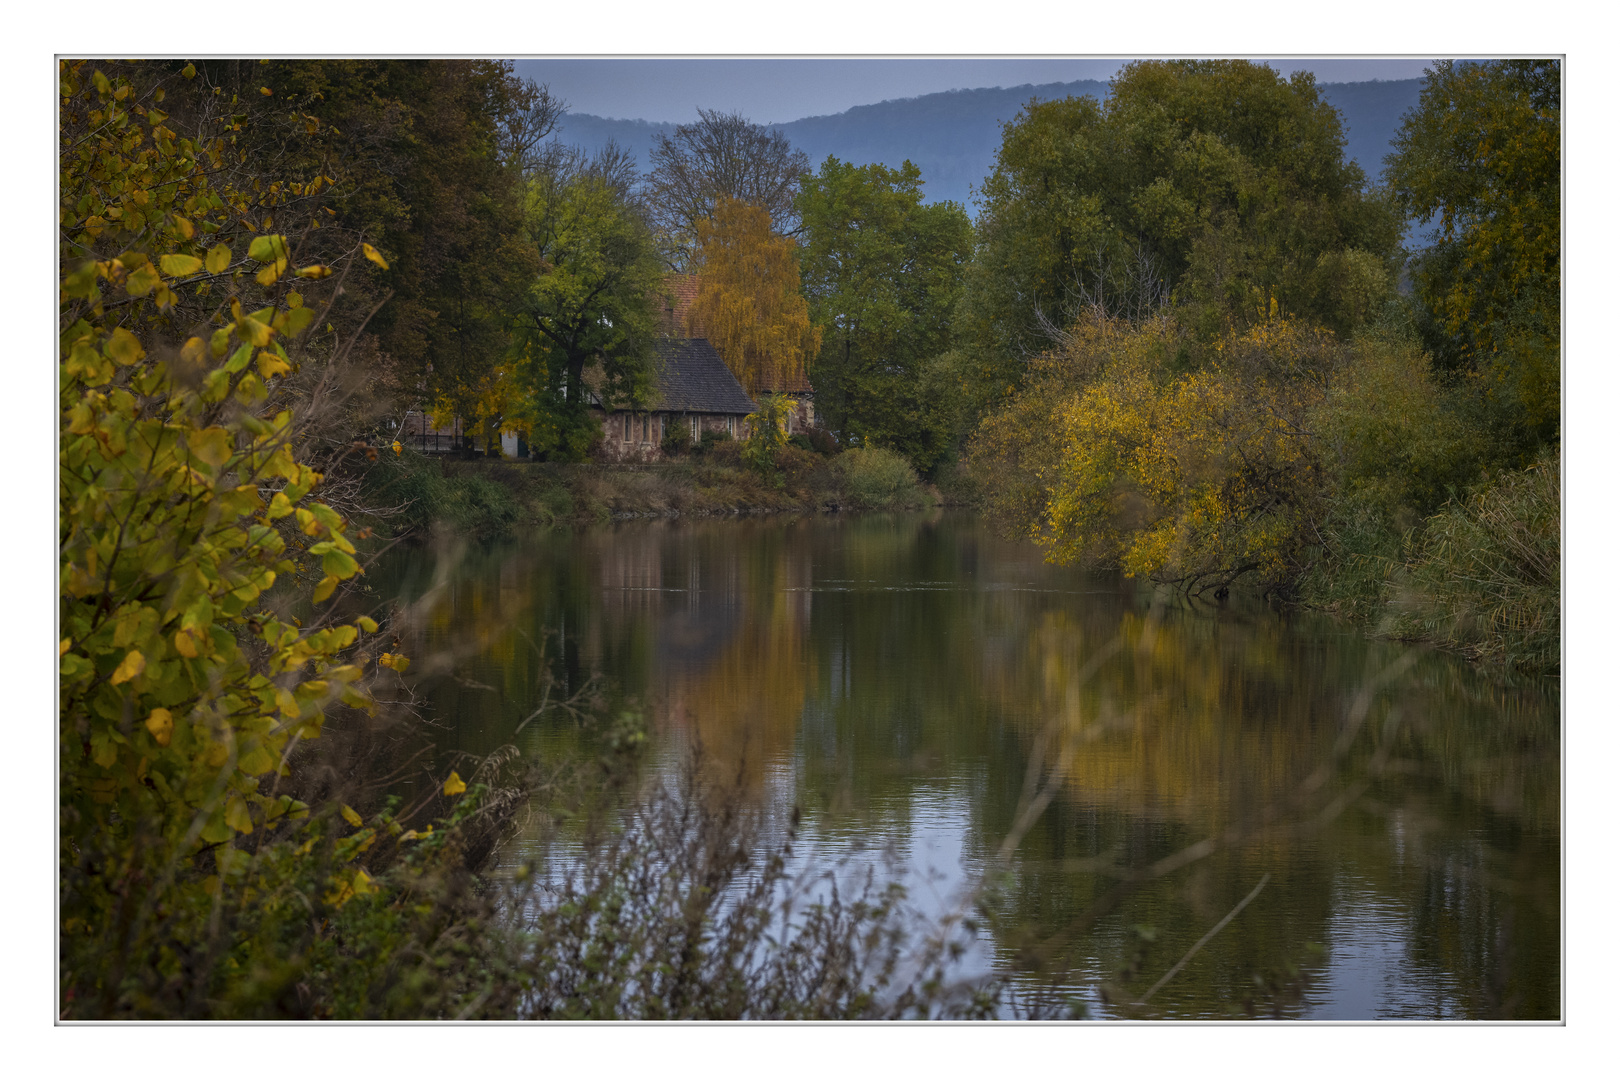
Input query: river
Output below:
<box><xmin>367</xmin><ymin>510</ymin><xmax>1560</xmax><ymax>1019</ymax></box>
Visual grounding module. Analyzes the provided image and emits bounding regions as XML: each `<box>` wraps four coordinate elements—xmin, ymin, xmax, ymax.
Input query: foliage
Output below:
<box><xmin>255</xmin><ymin>60</ymin><xmax>544</xmax><ymax>426</ymax></box>
<box><xmin>742</xmin><ymin>393</ymin><xmax>793</xmax><ymax>483</ymax></box>
<box><xmin>645</xmin><ymin>109</ymin><xmax>811</xmax><ymax>270</ymax></box>
<box><xmin>1384</xmin><ymin>59</ymin><xmax>1560</xmax><ymax>450</ymax></box>
<box><xmin>1312</xmin><ymin>325</ymin><xmax>1482</xmax><ymax>525</ymax></box>
<box><xmin>958</xmin><ymin>60</ymin><xmax>1403</xmax><ymax>411</ymax></box>
<box><xmin>1384</xmin><ymin>449</ymin><xmax>1560</xmax><ymax>671</ymax></box>
<box><xmin>975</xmin><ymin>315</ymin><xmax>1339</xmax><ymax>593</ymax></box>
<box><xmin>58</xmin><ymin>61</ymin><xmax>399</xmax><ymax>1014</ymax></box>
<box><xmin>833</xmin><ymin>446</ymin><xmax>931</xmax><ymax>511</ymax></box>
<box><xmin>510</xmin><ymin>166</ymin><xmax>664</xmax><ymax>460</ymax></box>
<box><xmin>687</xmin><ymin>198</ymin><xmax>821</xmax><ymax>395</ymax></box>
<box><xmin>796</xmin><ymin>157</ymin><xmax>973</xmax><ymax>471</ymax></box>
<box><xmin>359</xmin><ymin>448</ymin><xmax>526</xmax><ymax>538</ymax></box>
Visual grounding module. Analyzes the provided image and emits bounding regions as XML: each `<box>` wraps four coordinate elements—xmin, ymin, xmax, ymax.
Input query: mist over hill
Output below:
<box><xmin>554</xmin><ymin>78</ymin><xmax>1426</xmax><ymax>212</ymax></box>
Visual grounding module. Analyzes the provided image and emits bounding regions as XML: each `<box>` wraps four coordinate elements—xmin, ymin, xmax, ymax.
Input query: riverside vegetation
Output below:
<box><xmin>59</xmin><ymin>57</ymin><xmax>1557</xmax><ymax>1018</ymax></box>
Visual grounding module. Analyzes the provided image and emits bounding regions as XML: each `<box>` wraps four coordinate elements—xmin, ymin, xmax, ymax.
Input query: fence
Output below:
<box><xmin>402</xmin><ymin>432</ymin><xmax>478</xmax><ymax>455</ymax></box>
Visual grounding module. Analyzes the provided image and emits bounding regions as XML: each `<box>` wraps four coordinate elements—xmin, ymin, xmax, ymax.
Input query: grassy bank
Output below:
<box><xmin>354</xmin><ymin>442</ymin><xmax>939</xmax><ymax>539</ymax></box>
<box><xmin>1300</xmin><ymin>448</ymin><xmax>1560</xmax><ymax>675</ymax></box>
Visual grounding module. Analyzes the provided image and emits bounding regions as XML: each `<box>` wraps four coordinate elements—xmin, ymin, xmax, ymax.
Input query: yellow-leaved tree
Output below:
<box><xmin>55</xmin><ymin>60</ymin><xmax>475</xmax><ymax>1019</ymax></box>
<box><xmin>686</xmin><ymin>197</ymin><xmax>820</xmax><ymax>396</ymax></box>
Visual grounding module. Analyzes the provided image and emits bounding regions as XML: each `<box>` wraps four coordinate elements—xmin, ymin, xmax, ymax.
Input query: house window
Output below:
<box><xmin>623</xmin><ymin>413</ymin><xmax>631</xmax><ymax>441</ymax></box>
<box><xmin>642</xmin><ymin>413</ymin><xmax>650</xmax><ymax>443</ymax></box>
<box><xmin>691</xmin><ymin>415</ymin><xmax>699</xmax><ymax>443</ymax></box>
<box><xmin>727</xmin><ymin>416</ymin><xmax>735</xmax><ymax>438</ymax></box>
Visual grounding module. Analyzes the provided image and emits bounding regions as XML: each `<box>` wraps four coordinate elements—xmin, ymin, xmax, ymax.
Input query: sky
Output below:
<box><xmin>508</xmin><ymin>58</ymin><xmax>1444</xmax><ymax>125</ymax></box>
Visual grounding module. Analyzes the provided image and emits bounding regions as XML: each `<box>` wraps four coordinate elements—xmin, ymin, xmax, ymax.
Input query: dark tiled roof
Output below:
<box><xmin>648</xmin><ymin>338</ymin><xmax>757</xmax><ymax>415</ymax></box>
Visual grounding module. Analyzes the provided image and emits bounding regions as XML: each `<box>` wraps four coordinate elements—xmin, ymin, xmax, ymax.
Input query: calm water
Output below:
<box><xmin>369</xmin><ymin>511</ymin><xmax>1560</xmax><ymax>1019</ymax></box>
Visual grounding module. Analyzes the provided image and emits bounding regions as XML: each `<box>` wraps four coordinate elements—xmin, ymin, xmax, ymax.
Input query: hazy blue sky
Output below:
<box><xmin>509</xmin><ymin>58</ymin><xmax>1443</xmax><ymax>124</ymax></box>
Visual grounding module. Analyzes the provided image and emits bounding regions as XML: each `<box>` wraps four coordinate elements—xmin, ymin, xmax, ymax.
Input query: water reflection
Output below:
<box><xmin>368</xmin><ymin>511</ymin><xmax>1560</xmax><ymax>1019</ymax></box>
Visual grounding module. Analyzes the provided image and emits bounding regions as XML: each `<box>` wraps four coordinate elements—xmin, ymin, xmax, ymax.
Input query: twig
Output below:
<box><xmin>1137</xmin><ymin>872</ymin><xmax>1271</xmax><ymax>1006</ymax></box>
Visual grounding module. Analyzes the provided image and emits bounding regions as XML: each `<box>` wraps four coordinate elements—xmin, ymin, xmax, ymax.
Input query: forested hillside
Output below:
<box><xmin>556</xmin><ymin>78</ymin><xmax>1424</xmax><ymax>209</ymax></box>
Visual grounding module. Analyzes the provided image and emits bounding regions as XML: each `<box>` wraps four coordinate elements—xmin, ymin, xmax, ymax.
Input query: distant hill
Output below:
<box><xmin>554</xmin><ymin>78</ymin><xmax>1425</xmax><ymax>213</ymax></box>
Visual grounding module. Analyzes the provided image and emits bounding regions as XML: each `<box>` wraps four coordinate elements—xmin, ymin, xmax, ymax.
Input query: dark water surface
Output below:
<box><xmin>370</xmin><ymin>511</ymin><xmax>1560</xmax><ymax>1019</ymax></box>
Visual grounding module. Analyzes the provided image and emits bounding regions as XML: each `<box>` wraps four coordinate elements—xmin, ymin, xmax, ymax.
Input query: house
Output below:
<box><xmin>591</xmin><ymin>336</ymin><xmax>758</xmax><ymax>461</ymax></box>
<box><xmin>656</xmin><ymin>274</ymin><xmax>818</xmax><ymax>435</ymax></box>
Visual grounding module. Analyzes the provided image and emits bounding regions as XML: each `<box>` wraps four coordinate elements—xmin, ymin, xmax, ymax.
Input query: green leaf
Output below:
<box><xmin>322</xmin><ymin>548</ymin><xmax>359</xmax><ymax>579</ymax></box>
<box><xmin>248</xmin><ymin>234</ymin><xmax>288</xmax><ymax>263</ymax></box>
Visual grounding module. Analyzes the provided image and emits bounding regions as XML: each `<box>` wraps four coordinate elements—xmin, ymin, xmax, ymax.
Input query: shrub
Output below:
<box><xmin>698</xmin><ymin>427</ymin><xmax>733</xmax><ymax>454</ymax></box>
<box><xmin>806</xmin><ymin>427</ymin><xmax>839</xmax><ymax>456</ymax></box>
<box><xmin>1383</xmin><ymin>448</ymin><xmax>1560</xmax><ymax>672</ymax></box>
<box><xmin>833</xmin><ymin>446</ymin><xmax>930</xmax><ymax>510</ymax></box>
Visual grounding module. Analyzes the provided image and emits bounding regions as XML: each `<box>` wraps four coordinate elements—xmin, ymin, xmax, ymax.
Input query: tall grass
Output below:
<box><xmin>1383</xmin><ymin>448</ymin><xmax>1560</xmax><ymax>672</ymax></box>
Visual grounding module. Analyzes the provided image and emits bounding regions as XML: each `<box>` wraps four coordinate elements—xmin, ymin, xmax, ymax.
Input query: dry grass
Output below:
<box><xmin>1382</xmin><ymin>448</ymin><xmax>1560</xmax><ymax>672</ymax></box>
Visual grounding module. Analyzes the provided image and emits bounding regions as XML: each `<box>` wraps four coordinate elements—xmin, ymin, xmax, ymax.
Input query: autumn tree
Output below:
<box><xmin>645</xmin><ymin>109</ymin><xmax>810</xmax><ymax>269</ymax></box>
<box><xmin>686</xmin><ymin>197</ymin><xmax>820</xmax><ymax>396</ymax></box>
<box><xmin>796</xmin><ymin>157</ymin><xmax>972</xmax><ymax>471</ymax></box>
<box><xmin>971</xmin><ymin>314</ymin><xmax>1343</xmax><ymax>594</ymax></box>
<box><xmin>1385</xmin><ymin>59</ymin><xmax>1560</xmax><ymax>453</ymax></box>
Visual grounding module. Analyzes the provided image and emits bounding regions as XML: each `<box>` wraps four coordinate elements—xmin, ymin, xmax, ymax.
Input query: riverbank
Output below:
<box><xmin>354</xmin><ymin>443</ymin><xmax>948</xmax><ymax>539</ymax></box>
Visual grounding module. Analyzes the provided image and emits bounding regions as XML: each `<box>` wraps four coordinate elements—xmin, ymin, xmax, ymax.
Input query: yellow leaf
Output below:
<box><xmin>205</xmin><ymin>244</ymin><xmax>231</xmax><ymax>274</ymax></box>
<box><xmin>159</xmin><ymin>253</ymin><xmax>203</xmax><ymax>277</ymax></box>
<box><xmin>443</xmin><ymin>771</ymin><xmax>467</xmax><ymax>796</ymax></box>
<box><xmin>174</xmin><ymin>629</ymin><xmax>199</xmax><ymax>658</ymax></box>
<box><xmin>255</xmin><ymin>261</ymin><xmax>284</xmax><ymax>287</ymax></box>
<box><xmin>362</xmin><ymin>243</ymin><xmax>389</xmax><ymax>270</ymax></box>
<box><xmin>172</xmin><ymin>215</ymin><xmax>194</xmax><ymax>240</ymax></box>
<box><xmin>312</xmin><ymin>575</ymin><xmax>338</xmax><ymax>602</ymax></box>
<box><xmin>125</xmin><ymin>262</ymin><xmax>161</xmax><ymax>297</ymax></box>
<box><xmin>259</xmin><ymin>86</ymin><xmax>273</xmax><ymax>97</ymax></box>
<box><xmin>240</xmin><ymin>316</ymin><xmax>274</xmax><ymax>347</ymax></box>
<box><xmin>59</xmin><ymin>637</ymin><xmax>71</xmax><ymax>657</ymax></box>
<box><xmin>341</xmin><ymin>804</ymin><xmax>363</xmax><ymax>827</ymax></box>
<box><xmin>356</xmin><ymin>616</ymin><xmax>379</xmax><ymax>633</ymax></box>
<box><xmin>257</xmin><ymin>352</ymin><xmax>292</xmax><ymax>380</ymax></box>
<box><xmin>179</xmin><ymin>336</ymin><xmax>207</xmax><ymax>366</ymax></box>
<box><xmin>110</xmin><ymin>649</ymin><xmax>145</xmax><ymax>686</ymax></box>
<box><xmin>145</xmin><ymin>708</ymin><xmax>173</xmax><ymax>747</ymax></box>
<box><xmin>295</xmin><ymin>264</ymin><xmax>332</xmax><ymax>279</ymax></box>
<box><xmin>225</xmin><ymin>795</ymin><xmax>254</xmax><ymax>834</ymax></box>
<box><xmin>106</xmin><ymin>327</ymin><xmax>145</xmax><ymax>366</ymax></box>
<box><xmin>189</xmin><ymin>426</ymin><xmax>233</xmax><ymax>468</ymax></box>
<box><xmin>352</xmin><ymin>869</ymin><xmax>376</xmax><ymax>896</ymax></box>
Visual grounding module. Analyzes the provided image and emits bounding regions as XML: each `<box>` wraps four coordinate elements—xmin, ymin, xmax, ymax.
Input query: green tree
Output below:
<box><xmin>511</xmin><ymin>165</ymin><xmax>664</xmax><ymax>460</ymax></box>
<box><xmin>226</xmin><ymin>60</ymin><xmax>544</xmax><ymax>433</ymax></box>
<box><xmin>1384</xmin><ymin>59</ymin><xmax>1560</xmax><ymax>452</ymax></box>
<box><xmin>796</xmin><ymin>157</ymin><xmax>972</xmax><ymax>472</ymax></box>
<box><xmin>959</xmin><ymin>60</ymin><xmax>1403</xmax><ymax>410</ymax></box>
